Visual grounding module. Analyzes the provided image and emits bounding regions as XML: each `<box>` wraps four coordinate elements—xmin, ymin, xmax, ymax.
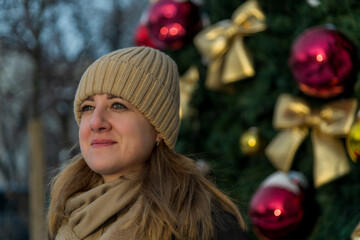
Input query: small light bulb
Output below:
<box><xmin>274</xmin><ymin>209</ymin><xmax>282</xmax><ymax>217</ymax></box>
<box><xmin>316</xmin><ymin>54</ymin><xmax>323</xmax><ymax>62</ymax></box>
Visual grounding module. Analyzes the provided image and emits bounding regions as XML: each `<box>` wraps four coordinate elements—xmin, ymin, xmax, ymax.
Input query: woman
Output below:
<box><xmin>47</xmin><ymin>46</ymin><xmax>249</xmax><ymax>240</ymax></box>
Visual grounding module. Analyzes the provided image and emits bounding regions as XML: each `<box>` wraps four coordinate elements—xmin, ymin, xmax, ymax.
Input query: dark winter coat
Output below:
<box><xmin>214</xmin><ymin>211</ymin><xmax>249</xmax><ymax>240</ymax></box>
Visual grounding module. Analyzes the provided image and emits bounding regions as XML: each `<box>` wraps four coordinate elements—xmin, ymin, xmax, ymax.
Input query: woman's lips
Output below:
<box><xmin>91</xmin><ymin>139</ymin><xmax>117</xmax><ymax>148</ymax></box>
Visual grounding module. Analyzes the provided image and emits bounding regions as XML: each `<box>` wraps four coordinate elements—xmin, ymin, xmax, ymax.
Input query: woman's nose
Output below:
<box><xmin>89</xmin><ymin>107</ymin><xmax>111</xmax><ymax>132</ymax></box>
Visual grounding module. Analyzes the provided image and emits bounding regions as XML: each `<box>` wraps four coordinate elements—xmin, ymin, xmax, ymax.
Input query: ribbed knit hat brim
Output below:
<box><xmin>74</xmin><ymin>47</ymin><xmax>180</xmax><ymax>149</ymax></box>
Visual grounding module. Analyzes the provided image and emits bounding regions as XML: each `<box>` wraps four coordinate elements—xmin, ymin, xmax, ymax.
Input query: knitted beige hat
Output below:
<box><xmin>74</xmin><ymin>46</ymin><xmax>180</xmax><ymax>149</ymax></box>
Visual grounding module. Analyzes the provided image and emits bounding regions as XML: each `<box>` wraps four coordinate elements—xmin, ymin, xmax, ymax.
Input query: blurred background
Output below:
<box><xmin>0</xmin><ymin>0</ymin><xmax>360</xmax><ymax>239</ymax></box>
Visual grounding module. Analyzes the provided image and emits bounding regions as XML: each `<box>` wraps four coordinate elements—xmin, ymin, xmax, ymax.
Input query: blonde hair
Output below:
<box><xmin>47</xmin><ymin>142</ymin><xmax>246</xmax><ymax>239</ymax></box>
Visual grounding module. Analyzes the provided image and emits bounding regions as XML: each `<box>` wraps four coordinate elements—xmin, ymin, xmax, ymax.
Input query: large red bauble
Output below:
<box><xmin>147</xmin><ymin>0</ymin><xmax>202</xmax><ymax>50</ymax></box>
<box><xmin>134</xmin><ymin>23</ymin><xmax>157</xmax><ymax>49</ymax></box>
<box><xmin>249</xmin><ymin>171</ymin><xmax>306</xmax><ymax>239</ymax></box>
<box><xmin>289</xmin><ymin>25</ymin><xmax>358</xmax><ymax>98</ymax></box>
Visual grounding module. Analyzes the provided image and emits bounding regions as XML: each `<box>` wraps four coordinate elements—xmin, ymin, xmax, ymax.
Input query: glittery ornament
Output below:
<box><xmin>147</xmin><ymin>0</ymin><xmax>202</xmax><ymax>50</ymax></box>
<box><xmin>346</xmin><ymin>120</ymin><xmax>360</xmax><ymax>163</ymax></box>
<box><xmin>249</xmin><ymin>171</ymin><xmax>307</xmax><ymax>239</ymax></box>
<box><xmin>289</xmin><ymin>25</ymin><xmax>358</xmax><ymax>98</ymax></box>
<box><xmin>239</xmin><ymin>127</ymin><xmax>262</xmax><ymax>155</ymax></box>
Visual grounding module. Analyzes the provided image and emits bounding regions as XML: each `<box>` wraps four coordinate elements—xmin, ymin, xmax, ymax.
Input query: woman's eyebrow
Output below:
<box><xmin>84</xmin><ymin>96</ymin><xmax>94</xmax><ymax>101</ymax></box>
<box><xmin>83</xmin><ymin>95</ymin><xmax>124</xmax><ymax>101</ymax></box>
<box><xmin>107</xmin><ymin>94</ymin><xmax>123</xmax><ymax>100</ymax></box>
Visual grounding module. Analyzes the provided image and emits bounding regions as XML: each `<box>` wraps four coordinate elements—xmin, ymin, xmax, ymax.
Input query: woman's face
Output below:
<box><xmin>79</xmin><ymin>94</ymin><xmax>158</xmax><ymax>182</ymax></box>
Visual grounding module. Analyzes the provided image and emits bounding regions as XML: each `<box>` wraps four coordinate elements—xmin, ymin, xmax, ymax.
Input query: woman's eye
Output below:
<box><xmin>112</xmin><ymin>102</ymin><xmax>126</xmax><ymax>110</ymax></box>
<box><xmin>80</xmin><ymin>105</ymin><xmax>94</xmax><ymax>113</ymax></box>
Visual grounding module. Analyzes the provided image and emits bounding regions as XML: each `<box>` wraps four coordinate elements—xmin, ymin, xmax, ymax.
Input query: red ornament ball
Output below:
<box><xmin>289</xmin><ymin>25</ymin><xmax>358</xmax><ymax>98</ymax></box>
<box><xmin>147</xmin><ymin>0</ymin><xmax>202</xmax><ymax>50</ymax></box>
<box><xmin>134</xmin><ymin>23</ymin><xmax>157</xmax><ymax>49</ymax></box>
<box><xmin>249</xmin><ymin>171</ymin><xmax>307</xmax><ymax>239</ymax></box>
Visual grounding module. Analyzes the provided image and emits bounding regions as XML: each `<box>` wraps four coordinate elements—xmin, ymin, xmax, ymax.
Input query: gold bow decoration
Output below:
<box><xmin>352</xmin><ymin>222</ymin><xmax>360</xmax><ymax>240</ymax></box>
<box><xmin>194</xmin><ymin>0</ymin><xmax>266</xmax><ymax>91</ymax></box>
<box><xmin>265</xmin><ymin>94</ymin><xmax>358</xmax><ymax>188</ymax></box>
<box><xmin>179</xmin><ymin>65</ymin><xmax>200</xmax><ymax>119</ymax></box>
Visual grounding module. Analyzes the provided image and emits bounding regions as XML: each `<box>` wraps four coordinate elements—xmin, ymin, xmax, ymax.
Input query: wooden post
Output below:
<box><xmin>28</xmin><ymin>118</ymin><xmax>45</xmax><ymax>240</ymax></box>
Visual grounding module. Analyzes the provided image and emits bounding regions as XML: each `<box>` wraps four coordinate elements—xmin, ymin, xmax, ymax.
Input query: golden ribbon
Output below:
<box><xmin>194</xmin><ymin>0</ymin><xmax>266</xmax><ymax>91</ymax></box>
<box><xmin>352</xmin><ymin>222</ymin><xmax>360</xmax><ymax>240</ymax></box>
<box><xmin>179</xmin><ymin>65</ymin><xmax>199</xmax><ymax>119</ymax></box>
<box><xmin>265</xmin><ymin>94</ymin><xmax>357</xmax><ymax>188</ymax></box>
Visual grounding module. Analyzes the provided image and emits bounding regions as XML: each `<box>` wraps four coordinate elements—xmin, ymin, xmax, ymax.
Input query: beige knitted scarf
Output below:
<box><xmin>55</xmin><ymin>177</ymin><xmax>142</xmax><ymax>240</ymax></box>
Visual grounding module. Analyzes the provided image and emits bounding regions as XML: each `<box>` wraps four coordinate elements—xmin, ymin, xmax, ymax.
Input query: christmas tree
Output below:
<box><xmin>137</xmin><ymin>0</ymin><xmax>360</xmax><ymax>239</ymax></box>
